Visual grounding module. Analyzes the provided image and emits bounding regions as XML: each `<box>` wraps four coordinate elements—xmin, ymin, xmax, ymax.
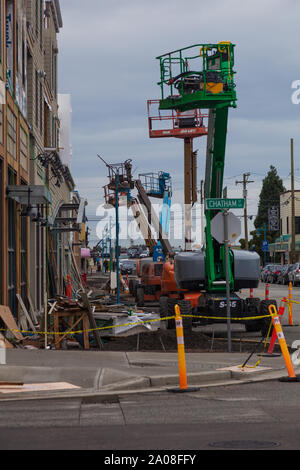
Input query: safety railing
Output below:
<box><xmin>156</xmin><ymin>42</ymin><xmax>236</xmax><ymax>110</ymax></box>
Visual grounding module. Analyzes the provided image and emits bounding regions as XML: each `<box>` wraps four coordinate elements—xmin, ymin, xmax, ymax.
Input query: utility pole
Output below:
<box><xmin>291</xmin><ymin>138</ymin><xmax>296</xmax><ymax>264</ymax></box>
<box><xmin>236</xmin><ymin>173</ymin><xmax>254</xmax><ymax>250</ymax></box>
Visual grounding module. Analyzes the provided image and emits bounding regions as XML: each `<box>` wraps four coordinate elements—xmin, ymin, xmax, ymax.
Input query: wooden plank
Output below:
<box><xmin>53</xmin><ymin>311</ymin><xmax>88</xmax><ymax>349</ymax></box>
<box><xmin>27</xmin><ymin>294</ymin><xmax>39</xmax><ymax>324</ymax></box>
<box><xmin>0</xmin><ymin>306</ymin><xmax>24</xmax><ymax>341</ymax></box>
<box><xmin>68</xmin><ymin>241</ymin><xmax>103</xmax><ymax>349</ymax></box>
<box><xmin>16</xmin><ymin>294</ymin><xmax>37</xmax><ymax>332</ymax></box>
<box><xmin>80</xmin><ymin>291</ymin><xmax>103</xmax><ymax>349</ymax></box>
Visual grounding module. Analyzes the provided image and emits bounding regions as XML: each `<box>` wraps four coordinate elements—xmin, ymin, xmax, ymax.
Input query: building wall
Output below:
<box><xmin>1</xmin><ymin>0</ymin><xmax>84</xmax><ymax>320</ymax></box>
<box><xmin>280</xmin><ymin>191</ymin><xmax>300</xmax><ymax>237</ymax></box>
<box><xmin>0</xmin><ymin>0</ymin><xmax>31</xmax><ymax>318</ymax></box>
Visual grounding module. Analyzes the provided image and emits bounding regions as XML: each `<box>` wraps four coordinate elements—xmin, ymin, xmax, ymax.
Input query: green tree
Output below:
<box><xmin>248</xmin><ymin>166</ymin><xmax>285</xmax><ymax>260</ymax></box>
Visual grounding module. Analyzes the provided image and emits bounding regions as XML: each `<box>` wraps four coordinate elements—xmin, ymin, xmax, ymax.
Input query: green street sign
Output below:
<box><xmin>206</xmin><ymin>198</ymin><xmax>245</xmax><ymax>210</ymax></box>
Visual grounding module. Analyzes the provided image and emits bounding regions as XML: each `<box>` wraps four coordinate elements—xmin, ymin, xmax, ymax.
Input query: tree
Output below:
<box><xmin>248</xmin><ymin>166</ymin><xmax>285</xmax><ymax>260</ymax></box>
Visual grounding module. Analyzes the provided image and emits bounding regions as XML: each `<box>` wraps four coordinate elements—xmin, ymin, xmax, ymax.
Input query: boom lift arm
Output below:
<box><xmin>153</xmin><ymin>43</ymin><xmax>266</xmax><ymax>332</ymax></box>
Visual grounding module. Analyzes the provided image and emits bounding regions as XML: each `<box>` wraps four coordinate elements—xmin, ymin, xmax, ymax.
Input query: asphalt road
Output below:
<box><xmin>2</xmin><ymin>281</ymin><xmax>300</xmax><ymax>451</ymax></box>
<box><xmin>1</xmin><ymin>379</ymin><xmax>300</xmax><ymax>450</ymax></box>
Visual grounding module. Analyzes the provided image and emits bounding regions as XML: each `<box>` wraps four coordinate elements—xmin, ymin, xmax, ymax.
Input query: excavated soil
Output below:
<box><xmin>98</xmin><ymin>328</ymin><xmax>273</xmax><ymax>354</ymax></box>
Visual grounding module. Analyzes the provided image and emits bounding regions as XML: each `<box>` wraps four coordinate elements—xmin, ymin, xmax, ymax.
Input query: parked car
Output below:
<box><xmin>120</xmin><ymin>260</ymin><xmax>135</xmax><ymax>275</ymax></box>
<box><xmin>260</xmin><ymin>264</ymin><xmax>275</xmax><ymax>282</ymax></box>
<box><xmin>139</xmin><ymin>251</ymin><xmax>149</xmax><ymax>259</ymax></box>
<box><xmin>288</xmin><ymin>263</ymin><xmax>300</xmax><ymax>286</ymax></box>
<box><xmin>266</xmin><ymin>265</ymin><xmax>284</xmax><ymax>284</ymax></box>
<box><xmin>277</xmin><ymin>264</ymin><xmax>294</xmax><ymax>285</ymax></box>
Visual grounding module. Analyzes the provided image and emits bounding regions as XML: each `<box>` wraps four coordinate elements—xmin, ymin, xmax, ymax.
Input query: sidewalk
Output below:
<box><xmin>0</xmin><ymin>348</ymin><xmax>296</xmax><ymax>401</ymax></box>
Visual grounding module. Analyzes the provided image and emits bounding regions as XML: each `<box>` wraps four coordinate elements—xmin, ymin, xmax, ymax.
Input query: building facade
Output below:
<box><xmin>0</xmin><ymin>1</ymin><xmax>86</xmax><ymax>326</ymax></box>
<box><xmin>269</xmin><ymin>190</ymin><xmax>300</xmax><ymax>263</ymax></box>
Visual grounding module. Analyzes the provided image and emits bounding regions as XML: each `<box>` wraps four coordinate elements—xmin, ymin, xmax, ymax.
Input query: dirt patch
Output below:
<box><xmin>99</xmin><ymin>329</ymin><xmax>275</xmax><ymax>354</ymax></box>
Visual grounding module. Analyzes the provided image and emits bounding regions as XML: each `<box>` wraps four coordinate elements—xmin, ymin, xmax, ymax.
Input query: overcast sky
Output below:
<box><xmin>57</xmin><ymin>0</ymin><xmax>300</xmax><ymax>246</ymax></box>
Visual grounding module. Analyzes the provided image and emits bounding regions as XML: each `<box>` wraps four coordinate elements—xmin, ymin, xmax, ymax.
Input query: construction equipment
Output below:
<box><xmin>132</xmin><ymin>172</ymin><xmax>174</xmax><ymax>306</ymax></box>
<box><xmin>152</xmin><ymin>42</ymin><xmax>275</xmax><ymax>334</ymax></box>
<box><xmin>147</xmin><ymin>98</ymin><xmax>208</xmax><ymax>250</ymax></box>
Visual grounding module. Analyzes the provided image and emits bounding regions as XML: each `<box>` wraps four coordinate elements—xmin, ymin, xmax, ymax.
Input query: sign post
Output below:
<box><xmin>223</xmin><ymin>210</ymin><xmax>232</xmax><ymax>352</ymax></box>
<box><xmin>208</xmin><ymin>199</ymin><xmax>243</xmax><ymax>353</ymax></box>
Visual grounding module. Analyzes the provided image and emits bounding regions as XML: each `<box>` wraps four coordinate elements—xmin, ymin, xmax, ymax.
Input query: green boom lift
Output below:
<box><xmin>155</xmin><ymin>42</ymin><xmax>276</xmax><ymax>334</ymax></box>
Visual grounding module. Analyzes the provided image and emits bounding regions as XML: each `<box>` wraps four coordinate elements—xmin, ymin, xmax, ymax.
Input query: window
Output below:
<box><xmin>7</xmin><ymin>106</ymin><xmax>17</xmax><ymax>159</ymax></box>
<box><xmin>20</xmin><ymin>126</ymin><xmax>28</xmax><ymax>170</ymax></box>
<box><xmin>20</xmin><ymin>180</ymin><xmax>28</xmax><ymax>308</ymax></box>
<box><xmin>35</xmin><ymin>70</ymin><xmax>39</xmax><ymax>128</ymax></box>
<box><xmin>52</xmin><ymin>50</ymin><xmax>57</xmax><ymax>96</ymax></box>
<box><xmin>36</xmin><ymin>218</ymin><xmax>41</xmax><ymax>310</ymax></box>
<box><xmin>40</xmin><ymin>82</ymin><xmax>43</xmax><ymax>133</ymax></box>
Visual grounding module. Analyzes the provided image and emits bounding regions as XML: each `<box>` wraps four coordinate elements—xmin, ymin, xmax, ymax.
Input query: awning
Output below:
<box><xmin>6</xmin><ymin>185</ymin><xmax>52</xmax><ymax>205</ymax></box>
<box><xmin>81</xmin><ymin>248</ymin><xmax>91</xmax><ymax>258</ymax></box>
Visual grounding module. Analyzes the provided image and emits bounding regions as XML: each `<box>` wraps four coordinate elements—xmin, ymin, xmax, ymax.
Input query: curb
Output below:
<box><xmin>0</xmin><ymin>366</ymin><xmax>290</xmax><ymax>402</ymax></box>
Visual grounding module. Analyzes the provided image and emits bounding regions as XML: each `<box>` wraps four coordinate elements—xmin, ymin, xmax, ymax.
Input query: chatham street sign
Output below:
<box><xmin>206</xmin><ymin>198</ymin><xmax>245</xmax><ymax>210</ymax></box>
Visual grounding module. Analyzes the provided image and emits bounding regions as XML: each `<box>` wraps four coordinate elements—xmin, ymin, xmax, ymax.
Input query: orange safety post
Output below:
<box><xmin>265</xmin><ymin>283</ymin><xmax>269</xmax><ymax>301</ymax></box>
<box><xmin>174</xmin><ymin>304</ymin><xmax>188</xmax><ymax>390</ymax></box>
<box><xmin>266</xmin><ymin>297</ymin><xmax>286</xmax><ymax>355</ymax></box>
<box><xmin>66</xmin><ymin>275</ymin><xmax>72</xmax><ymax>298</ymax></box>
<box><xmin>268</xmin><ymin>304</ymin><xmax>300</xmax><ymax>382</ymax></box>
<box><xmin>168</xmin><ymin>305</ymin><xmax>199</xmax><ymax>393</ymax></box>
<box><xmin>288</xmin><ymin>282</ymin><xmax>293</xmax><ymax>326</ymax></box>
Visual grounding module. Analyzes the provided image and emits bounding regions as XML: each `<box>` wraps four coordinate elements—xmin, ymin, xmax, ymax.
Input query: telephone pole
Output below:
<box><xmin>291</xmin><ymin>138</ymin><xmax>296</xmax><ymax>264</ymax></box>
<box><xmin>236</xmin><ymin>173</ymin><xmax>254</xmax><ymax>250</ymax></box>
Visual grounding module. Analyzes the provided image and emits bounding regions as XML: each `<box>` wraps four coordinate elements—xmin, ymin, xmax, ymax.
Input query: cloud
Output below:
<box><xmin>58</xmin><ymin>0</ymin><xmax>300</xmax><ymax>246</ymax></box>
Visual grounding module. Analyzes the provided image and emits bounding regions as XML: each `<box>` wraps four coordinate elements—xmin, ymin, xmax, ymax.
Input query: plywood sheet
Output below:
<box><xmin>0</xmin><ymin>305</ymin><xmax>24</xmax><ymax>341</ymax></box>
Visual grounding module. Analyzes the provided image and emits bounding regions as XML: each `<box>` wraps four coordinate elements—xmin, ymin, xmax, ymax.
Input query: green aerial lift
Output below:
<box><xmin>155</xmin><ymin>42</ymin><xmax>276</xmax><ymax>334</ymax></box>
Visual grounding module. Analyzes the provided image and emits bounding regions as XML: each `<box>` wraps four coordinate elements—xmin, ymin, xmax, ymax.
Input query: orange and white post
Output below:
<box><xmin>267</xmin><ymin>297</ymin><xmax>286</xmax><ymax>354</ymax></box>
<box><xmin>268</xmin><ymin>304</ymin><xmax>300</xmax><ymax>382</ymax></box>
<box><xmin>288</xmin><ymin>282</ymin><xmax>294</xmax><ymax>326</ymax></box>
<box><xmin>174</xmin><ymin>304</ymin><xmax>188</xmax><ymax>390</ymax></box>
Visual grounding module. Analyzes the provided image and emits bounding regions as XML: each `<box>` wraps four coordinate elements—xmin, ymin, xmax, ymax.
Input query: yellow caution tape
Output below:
<box><xmin>0</xmin><ymin>313</ymin><xmax>272</xmax><ymax>337</ymax></box>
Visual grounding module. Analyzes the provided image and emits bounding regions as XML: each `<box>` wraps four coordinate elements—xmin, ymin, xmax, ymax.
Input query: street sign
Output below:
<box><xmin>206</xmin><ymin>198</ymin><xmax>245</xmax><ymax>210</ymax></box>
<box><xmin>211</xmin><ymin>211</ymin><xmax>241</xmax><ymax>244</ymax></box>
<box><xmin>262</xmin><ymin>240</ymin><xmax>269</xmax><ymax>252</ymax></box>
<box><xmin>268</xmin><ymin>206</ymin><xmax>279</xmax><ymax>232</ymax></box>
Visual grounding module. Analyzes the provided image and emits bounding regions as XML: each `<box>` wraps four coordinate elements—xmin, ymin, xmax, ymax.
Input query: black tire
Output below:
<box><xmin>260</xmin><ymin>299</ymin><xmax>277</xmax><ymax>337</ymax></box>
<box><xmin>245</xmin><ymin>297</ymin><xmax>261</xmax><ymax>332</ymax></box>
<box><xmin>129</xmin><ymin>279</ymin><xmax>135</xmax><ymax>295</ymax></box>
<box><xmin>136</xmin><ymin>287</ymin><xmax>144</xmax><ymax>307</ymax></box>
<box><xmin>167</xmin><ymin>298</ymin><xmax>192</xmax><ymax>330</ymax></box>
<box><xmin>159</xmin><ymin>296</ymin><xmax>169</xmax><ymax>316</ymax></box>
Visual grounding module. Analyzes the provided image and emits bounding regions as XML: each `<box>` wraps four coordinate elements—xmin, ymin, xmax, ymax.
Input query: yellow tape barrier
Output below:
<box><xmin>0</xmin><ymin>313</ymin><xmax>272</xmax><ymax>337</ymax></box>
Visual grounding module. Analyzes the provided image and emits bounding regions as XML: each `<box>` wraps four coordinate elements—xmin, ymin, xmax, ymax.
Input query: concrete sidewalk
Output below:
<box><xmin>0</xmin><ymin>348</ymin><xmax>297</xmax><ymax>401</ymax></box>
